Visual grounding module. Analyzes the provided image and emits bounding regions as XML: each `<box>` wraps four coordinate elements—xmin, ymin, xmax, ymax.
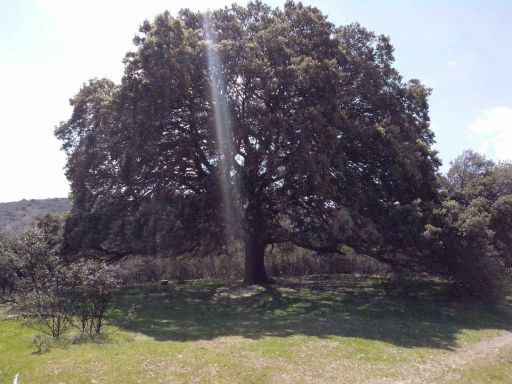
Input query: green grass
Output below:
<box><xmin>1</xmin><ymin>276</ymin><xmax>510</xmax><ymax>383</ymax></box>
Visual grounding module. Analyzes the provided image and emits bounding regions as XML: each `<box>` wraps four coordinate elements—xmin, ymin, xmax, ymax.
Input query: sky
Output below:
<box><xmin>0</xmin><ymin>0</ymin><xmax>511</xmax><ymax>202</ymax></box>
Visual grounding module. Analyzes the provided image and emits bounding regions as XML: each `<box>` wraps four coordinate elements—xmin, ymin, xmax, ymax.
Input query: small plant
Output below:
<box><xmin>71</xmin><ymin>331</ymin><xmax>110</xmax><ymax>345</ymax></box>
<box><xmin>33</xmin><ymin>334</ymin><xmax>52</xmax><ymax>354</ymax></box>
<box><xmin>126</xmin><ymin>303</ymin><xmax>140</xmax><ymax>322</ymax></box>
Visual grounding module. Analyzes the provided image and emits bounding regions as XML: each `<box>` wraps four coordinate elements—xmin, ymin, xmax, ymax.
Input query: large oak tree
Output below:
<box><xmin>56</xmin><ymin>2</ymin><xmax>440</xmax><ymax>283</ymax></box>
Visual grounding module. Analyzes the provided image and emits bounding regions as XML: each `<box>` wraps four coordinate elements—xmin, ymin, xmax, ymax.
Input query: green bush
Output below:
<box><xmin>67</xmin><ymin>258</ymin><xmax>121</xmax><ymax>335</ymax></box>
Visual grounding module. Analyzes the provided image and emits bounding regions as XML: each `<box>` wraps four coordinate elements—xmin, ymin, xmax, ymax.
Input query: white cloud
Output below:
<box><xmin>447</xmin><ymin>59</ymin><xmax>456</xmax><ymax>67</ymax></box>
<box><xmin>469</xmin><ymin>107</ymin><xmax>512</xmax><ymax>161</ymax></box>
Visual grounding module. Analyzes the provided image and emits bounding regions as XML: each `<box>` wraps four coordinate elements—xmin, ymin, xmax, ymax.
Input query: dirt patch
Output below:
<box><xmin>368</xmin><ymin>331</ymin><xmax>512</xmax><ymax>384</ymax></box>
<box><xmin>212</xmin><ymin>284</ymin><xmax>266</xmax><ymax>300</ymax></box>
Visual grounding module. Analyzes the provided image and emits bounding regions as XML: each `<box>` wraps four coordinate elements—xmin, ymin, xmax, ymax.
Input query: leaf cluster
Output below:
<box><xmin>425</xmin><ymin>151</ymin><xmax>512</xmax><ymax>301</ymax></box>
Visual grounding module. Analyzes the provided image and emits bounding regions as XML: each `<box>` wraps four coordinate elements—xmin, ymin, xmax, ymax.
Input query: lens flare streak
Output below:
<box><xmin>203</xmin><ymin>14</ymin><xmax>240</xmax><ymax>242</ymax></box>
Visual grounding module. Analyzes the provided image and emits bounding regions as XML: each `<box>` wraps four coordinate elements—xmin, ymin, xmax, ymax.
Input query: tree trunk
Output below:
<box><xmin>243</xmin><ymin>235</ymin><xmax>270</xmax><ymax>284</ymax></box>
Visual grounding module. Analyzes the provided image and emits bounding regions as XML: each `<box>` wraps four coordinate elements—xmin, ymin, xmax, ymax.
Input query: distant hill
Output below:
<box><xmin>0</xmin><ymin>198</ymin><xmax>70</xmax><ymax>234</ymax></box>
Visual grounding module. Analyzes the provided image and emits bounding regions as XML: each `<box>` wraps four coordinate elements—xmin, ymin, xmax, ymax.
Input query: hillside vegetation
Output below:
<box><xmin>0</xmin><ymin>198</ymin><xmax>69</xmax><ymax>234</ymax></box>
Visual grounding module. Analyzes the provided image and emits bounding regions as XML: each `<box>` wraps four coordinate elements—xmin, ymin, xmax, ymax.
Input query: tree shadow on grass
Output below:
<box><xmin>107</xmin><ymin>276</ymin><xmax>511</xmax><ymax>350</ymax></box>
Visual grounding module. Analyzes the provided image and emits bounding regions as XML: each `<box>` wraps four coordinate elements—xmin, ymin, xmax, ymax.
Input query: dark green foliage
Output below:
<box><xmin>425</xmin><ymin>150</ymin><xmax>512</xmax><ymax>301</ymax></box>
<box><xmin>493</xmin><ymin>195</ymin><xmax>512</xmax><ymax>267</ymax></box>
<box><xmin>424</xmin><ymin>199</ymin><xmax>504</xmax><ymax>302</ymax></box>
<box><xmin>0</xmin><ymin>232</ymin><xmax>18</xmax><ymax>299</ymax></box>
<box><xmin>36</xmin><ymin>214</ymin><xmax>65</xmax><ymax>252</ymax></box>
<box><xmin>13</xmin><ymin>229</ymin><xmax>59</xmax><ymax>296</ymax></box>
<box><xmin>0</xmin><ymin>215</ymin><xmax>65</xmax><ymax>301</ymax></box>
<box><xmin>56</xmin><ymin>2</ymin><xmax>440</xmax><ymax>283</ymax></box>
<box><xmin>446</xmin><ymin>150</ymin><xmax>494</xmax><ymax>193</ymax></box>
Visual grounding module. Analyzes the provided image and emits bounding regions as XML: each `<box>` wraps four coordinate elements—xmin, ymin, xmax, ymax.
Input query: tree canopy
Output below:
<box><xmin>424</xmin><ymin>151</ymin><xmax>512</xmax><ymax>300</ymax></box>
<box><xmin>56</xmin><ymin>1</ymin><xmax>440</xmax><ymax>283</ymax></box>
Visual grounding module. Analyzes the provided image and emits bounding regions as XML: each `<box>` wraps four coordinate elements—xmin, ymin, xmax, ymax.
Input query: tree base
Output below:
<box><xmin>243</xmin><ymin>275</ymin><xmax>272</xmax><ymax>285</ymax></box>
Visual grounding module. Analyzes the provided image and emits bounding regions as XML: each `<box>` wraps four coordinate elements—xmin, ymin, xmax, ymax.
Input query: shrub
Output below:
<box><xmin>424</xmin><ymin>199</ymin><xmax>506</xmax><ymax>302</ymax></box>
<box><xmin>71</xmin><ymin>331</ymin><xmax>109</xmax><ymax>345</ymax></box>
<box><xmin>7</xmin><ymin>227</ymin><xmax>120</xmax><ymax>339</ymax></box>
<box><xmin>13</xmin><ymin>229</ymin><xmax>59</xmax><ymax>296</ymax></box>
<box><xmin>117</xmin><ymin>246</ymin><xmax>390</xmax><ymax>285</ymax></box>
<box><xmin>21</xmin><ymin>267</ymin><xmax>74</xmax><ymax>339</ymax></box>
<box><xmin>33</xmin><ymin>334</ymin><xmax>52</xmax><ymax>354</ymax></box>
<box><xmin>67</xmin><ymin>259</ymin><xmax>121</xmax><ymax>335</ymax></box>
<box><xmin>20</xmin><ymin>260</ymin><xmax>120</xmax><ymax>338</ymax></box>
<box><xmin>9</xmin><ymin>230</ymin><xmax>71</xmax><ymax>338</ymax></box>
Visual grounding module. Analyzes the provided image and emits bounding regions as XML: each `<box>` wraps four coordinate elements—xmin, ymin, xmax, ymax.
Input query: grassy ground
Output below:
<box><xmin>0</xmin><ymin>276</ymin><xmax>511</xmax><ymax>383</ymax></box>
<box><xmin>449</xmin><ymin>344</ymin><xmax>512</xmax><ymax>384</ymax></box>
